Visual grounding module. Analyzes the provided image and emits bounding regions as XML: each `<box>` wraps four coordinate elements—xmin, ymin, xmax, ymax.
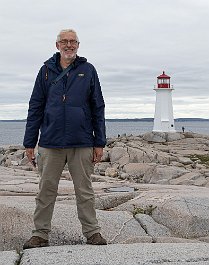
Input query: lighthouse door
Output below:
<box><xmin>161</xmin><ymin>120</ymin><xmax>170</xmax><ymax>131</ymax></box>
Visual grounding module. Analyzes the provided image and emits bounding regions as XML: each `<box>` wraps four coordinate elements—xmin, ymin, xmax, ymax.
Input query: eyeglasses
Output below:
<box><xmin>58</xmin><ymin>39</ymin><xmax>79</xmax><ymax>45</ymax></box>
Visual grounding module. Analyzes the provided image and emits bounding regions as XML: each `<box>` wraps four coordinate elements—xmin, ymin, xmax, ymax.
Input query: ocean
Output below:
<box><xmin>0</xmin><ymin>120</ymin><xmax>208</xmax><ymax>146</ymax></box>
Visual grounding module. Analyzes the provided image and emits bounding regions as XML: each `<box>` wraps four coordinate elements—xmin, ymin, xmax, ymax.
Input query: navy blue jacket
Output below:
<box><xmin>23</xmin><ymin>53</ymin><xmax>106</xmax><ymax>148</ymax></box>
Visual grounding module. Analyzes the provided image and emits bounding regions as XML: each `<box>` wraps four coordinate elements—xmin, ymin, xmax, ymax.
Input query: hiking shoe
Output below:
<box><xmin>86</xmin><ymin>233</ymin><xmax>107</xmax><ymax>245</ymax></box>
<box><xmin>23</xmin><ymin>236</ymin><xmax>49</xmax><ymax>249</ymax></box>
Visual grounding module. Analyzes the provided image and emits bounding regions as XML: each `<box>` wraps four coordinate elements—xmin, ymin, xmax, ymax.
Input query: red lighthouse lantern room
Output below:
<box><xmin>157</xmin><ymin>71</ymin><xmax>170</xmax><ymax>88</ymax></box>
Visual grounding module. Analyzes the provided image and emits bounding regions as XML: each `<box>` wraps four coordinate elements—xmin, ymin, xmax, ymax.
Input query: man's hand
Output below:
<box><xmin>25</xmin><ymin>148</ymin><xmax>36</xmax><ymax>167</ymax></box>
<box><xmin>93</xmin><ymin>147</ymin><xmax>103</xmax><ymax>164</ymax></box>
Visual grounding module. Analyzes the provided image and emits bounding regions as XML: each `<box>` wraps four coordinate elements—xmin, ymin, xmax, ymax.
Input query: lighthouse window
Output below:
<box><xmin>162</xmin><ymin>79</ymin><xmax>169</xmax><ymax>84</ymax></box>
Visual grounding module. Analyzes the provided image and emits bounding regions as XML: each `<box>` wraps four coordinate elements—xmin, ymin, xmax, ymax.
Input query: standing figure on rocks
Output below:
<box><xmin>182</xmin><ymin>126</ymin><xmax>185</xmax><ymax>133</ymax></box>
<box><xmin>23</xmin><ymin>29</ymin><xmax>107</xmax><ymax>249</ymax></box>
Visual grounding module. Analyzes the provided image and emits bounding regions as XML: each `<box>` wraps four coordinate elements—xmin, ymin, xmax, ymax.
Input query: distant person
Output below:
<box><xmin>23</xmin><ymin>29</ymin><xmax>107</xmax><ymax>249</ymax></box>
<box><xmin>182</xmin><ymin>126</ymin><xmax>185</xmax><ymax>133</ymax></box>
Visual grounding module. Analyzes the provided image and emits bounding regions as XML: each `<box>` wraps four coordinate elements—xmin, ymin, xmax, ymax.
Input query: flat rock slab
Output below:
<box><xmin>50</xmin><ymin>203</ymin><xmax>149</xmax><ymax>245</ymax></box>
<box><xmin>0</xmin><ymin>250</ymin><xmax>19</xmax><ymax>265</ymax></box>
<box><xmin>20</xmin><ymin>243</ymin><xmax>209</xmax><ymax>265</ymax></box>
<box><xmin>0</xmin><ymin>196</ymin><xmax>148</xmax><ymax>251</ymax></box>
<box><xmin>114</xmin><ymin>184</ymin><xmax>209</xmax><ymax>238</ymax></box>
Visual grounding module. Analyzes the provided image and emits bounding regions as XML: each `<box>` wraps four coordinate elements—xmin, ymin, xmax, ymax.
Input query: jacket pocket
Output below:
<box><xmin>66</xmin><ymin>106</ymin><xmax>86</xmax><ymax>133</ymax></box>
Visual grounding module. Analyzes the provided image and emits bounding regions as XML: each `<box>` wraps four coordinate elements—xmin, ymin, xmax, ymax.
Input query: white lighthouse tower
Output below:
<box><xmin>153</xmin><ymin>71</ymin><xmax>175</xmax><ymax>132</ymax></box>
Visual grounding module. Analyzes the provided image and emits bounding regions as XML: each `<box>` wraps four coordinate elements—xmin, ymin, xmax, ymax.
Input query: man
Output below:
<box><xmin>23</xmin><ymin>29</ymin><xmax>107</xmax><ymax>249</ymax></box>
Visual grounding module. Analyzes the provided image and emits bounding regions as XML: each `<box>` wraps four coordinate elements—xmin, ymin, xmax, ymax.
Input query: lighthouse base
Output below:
<box><xmin>153</xmin><ymin>119</ymin><xmax>176</xmax><ymax>133</ymax></box>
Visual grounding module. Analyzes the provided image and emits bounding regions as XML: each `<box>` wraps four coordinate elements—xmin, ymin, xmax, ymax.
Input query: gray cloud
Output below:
<box><xmin>0</xmin><ymin>0</ymin><xmax>208</xmax><ymax>119</ymax></box>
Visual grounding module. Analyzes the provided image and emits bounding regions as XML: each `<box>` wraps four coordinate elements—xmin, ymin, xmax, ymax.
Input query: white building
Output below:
<box><xmin>153</xmin><ymin>71</ymin><xmax>176</xmax><ymax>132</ymax></box>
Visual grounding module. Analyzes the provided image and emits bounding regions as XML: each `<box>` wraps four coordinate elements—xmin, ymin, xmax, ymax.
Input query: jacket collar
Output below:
<box><xmin>44</xmin><ymin>52</ymin><xmax>87</xmax><ymax>73</ymax></box>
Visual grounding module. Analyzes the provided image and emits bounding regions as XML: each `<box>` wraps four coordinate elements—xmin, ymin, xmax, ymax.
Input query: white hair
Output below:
<box><xmin>56</xmin><ymin>29</ymin><xmax>79</xmax><ymax>42</ymax></box>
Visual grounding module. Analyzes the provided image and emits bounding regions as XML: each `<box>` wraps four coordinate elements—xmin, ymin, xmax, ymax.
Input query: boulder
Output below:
<box><xmin>109</xmin><ymin>147</ymin><xmax>129</xmax><ymax>165</ymax></box>
<box><xmin>127</xmin><ymin>147</ymin><xmax>144</xmax><ymax>163</ymax></box>
<box><xmin>123</xmin><ymin>163</ymin><xmax>156</xmax><ymax>183</ymax></box>
<box><xmin>127</xmin><ymin>147</ymin><xmax>169</xmax><ymax>164</ymax></box>
<box><xmin>169</xmin><ymin>172</ymin><xmax>205</xmax><ymax>185</ymax></box>
<box><xmin>148</xmin><ymin>165</ymin><xmax>189</xmax><ymax>184</ymax></box>
<box><xmin>105</xmin><ymin>167</ymin><xmax>118</xmax><ymax>178</ymax></box>
<box><xmin>94</xmin><ymin>162</ymin><xmax>111</xmax><ymax>176</ymax></box>
<box><xmin>143</xmin><ymin>132</ymin><xmax>166</xmax><ymax>143</ymax></box>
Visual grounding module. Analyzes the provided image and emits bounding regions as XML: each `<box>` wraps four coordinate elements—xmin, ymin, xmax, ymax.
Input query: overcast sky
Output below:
<box><xmin>0</xmin><ymin>0</ymin><xmax>208</xmax><ymax>119</ymax></box>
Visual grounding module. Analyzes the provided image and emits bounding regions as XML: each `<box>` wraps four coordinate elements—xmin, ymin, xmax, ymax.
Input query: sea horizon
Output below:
<box><xmin>0</xmin><ymin>117</ymin><xmax>208</xmax><ymax>122</ymax></box>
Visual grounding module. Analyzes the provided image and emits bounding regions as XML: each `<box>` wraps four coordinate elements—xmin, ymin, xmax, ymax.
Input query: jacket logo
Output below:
<box><xmin>78</xmin><ymin>73</ymin><xmax>85</xmax><ymax>77</ymax></box>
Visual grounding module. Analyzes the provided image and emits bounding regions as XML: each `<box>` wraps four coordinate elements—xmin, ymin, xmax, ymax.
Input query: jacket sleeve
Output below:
<box><xmin>23</xmin><ymin>67</ymin><xmax>47</xmax><ymax>148</ymax></box>
<box><xmin>90</xmin><ymin>66</ymin><xmax>106</xmax><ymax>147</ymax></box>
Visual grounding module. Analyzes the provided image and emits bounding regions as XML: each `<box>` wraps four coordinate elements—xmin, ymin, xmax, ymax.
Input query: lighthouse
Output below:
<box><xmin>153</xmin><ymin>71</ymin><xmax>176</xmax><ymax>132</ymax></box>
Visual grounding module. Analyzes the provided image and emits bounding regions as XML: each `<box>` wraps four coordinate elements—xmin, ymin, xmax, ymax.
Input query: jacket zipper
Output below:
<box><xmin>62</xmin><ymin>68</ymin><xmax>72</xmax><ymax>146</ymax></box>
<box><xmin>63</xmin><ymin>86</ymin><xmax>66</xmax><ymax>146</ymax></box>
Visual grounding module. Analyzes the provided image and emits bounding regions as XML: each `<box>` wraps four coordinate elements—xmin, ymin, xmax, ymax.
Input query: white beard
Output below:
<box><xmin>60</xmin><ymin>49</ymin><xmax>76</xmax><ymax>60</ymax></box>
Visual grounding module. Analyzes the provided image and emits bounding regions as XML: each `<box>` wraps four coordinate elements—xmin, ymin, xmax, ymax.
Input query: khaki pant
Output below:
<box><xmin>32</xmin><ymin>147</ymin><xmax>100</xmax><ymax>240</ymax></box>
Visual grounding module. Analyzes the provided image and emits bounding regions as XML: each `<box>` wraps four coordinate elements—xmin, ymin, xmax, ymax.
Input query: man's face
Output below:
<box><xmin>56</xmin><ymin>32</ymin><xmax>79</xmax><ymax>60</ymax></box>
